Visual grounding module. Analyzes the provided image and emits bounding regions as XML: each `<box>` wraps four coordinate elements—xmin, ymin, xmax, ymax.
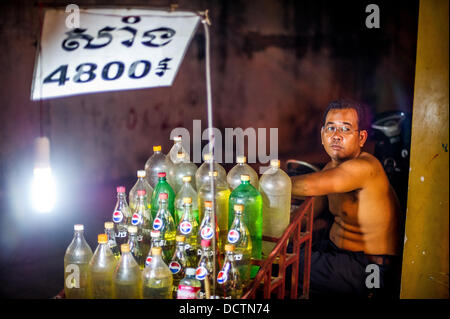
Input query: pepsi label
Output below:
<box><xmin>145</xmin><ymin>256</ymin><xmax>152</xmax><ymax>266</ymax></box>
<box><xmin>113</xmin><ymin>211</ymin><xmax>123</xmax><ymax>223</ymax></box>
<box><xmin>131</xmin><ymin>213</ymin><xmax>141</xmax><ymax>225</ymax></box>
<box><xmin>217</xmin><ymin>271</ymin><xmax>227</xmax><ymax>284</ymax></box>
<box><xmin>227</xmin><ymin>229</ymin><xmax>240</xmax><ymax>244</ymax></box>
<box><xmin>200</xmin><ymin>226</ymin><xmax>214</xmax><ymax>240</ymax></box>
<box><xmin>179</xmin><ymin>221</ymin><xmax>192</xmax><ymax>235</ymax></box>
<box><xmin>195</xmin><ymin>266</ymin><xmax>208</xmax><ymax>280</ymax></box>
<box><xmin>169</xmin><ymin>261</ymin><xmax>182</xmax><ymax>274</ymax></box>
<box><xmin>153</xmin><ymin>217</ymin><xmax>163</xmax><ymax>230</ymax></box>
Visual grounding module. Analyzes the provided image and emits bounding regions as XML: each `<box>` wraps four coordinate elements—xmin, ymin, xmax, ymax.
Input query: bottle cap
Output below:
<box><xmin>153</xmin><ymin>145</ymin><xmax>162</xmax><ymax>152</ymax></box>
<box><xmin>203</xmin><ymin>153</ymin><xmax>212</xmax><ymax>161</ymax></box>
<box><xmin>234</xmin><ymin>204</ymin><xmax>244</xmax><ymax>212</ymax></box>
<box><xmin>224</xmin><ymin>244</ymin><xmax>235</xmax><ymax>252</ymax></box>
<box><xmin>74</xmin><ymin>224</ymin><xmax>84</xmax><ymax>231</ymax></box>
<box><xmin>137</xmin><ymin>189</ymin><xmax>146</xmax><ymax>196</ymax></box>
<box><xmin>204</xmin><ymin>201</ymin><xmax>213</xmax><ymax>208</ymax></box>
<box><xmin>121</xmin><ymin>244</ymin><xmax>130</xmax><ymax>253</ymax></box>
<box><xmin>270</xmin><ymin>159</ymin><xmax>280</xmax><ymax>167</ymax></box>
<box><xmin>183</xmin><ymin>197</ymin><xmax>192</xmax><ymax>204</ymax></box>
<box><xmin>177</xmin><ymin>152</ymin><xmax>186</xmax><ymax>159</ymax></box>
<box><xmin>137</xmin><ymin>170</ymin><xmax>146</xmax><ymax>178</ymax></box>
<box><xmin>151</xmin><ymin>230</ymin><xmax>161</xmax><ymax>238</ymax></box>
<box><xmin>128</xmin><ymin>225</ymin><xmax>137</xmax><ymax>233</ymax></box>
<box><xmin>104</xmin><ymin>222</ymin><xmax>114</xmax><ymax>229</ymax></box>
<box><xmin>158</xmin><ymin>172</ymin><xmax>166</xmax><ymax>178</ymax></box>
<box><xmin>240</xmin><ymin>174</ymin><xmax>250</xmax><ymax>182</ymax></box>
<box><xmin>186</xmin><ymin>268</ymin><xmax>196</xmax><ymax>276</ymax></box>
<box><xmin>98</xmin><ymin>234</ymin><xmax>108</xmax><ymax>244</ymax></box>
<box><xmin>159</xmin><ymin>192</ymin><xmax>168</xmax><ymax>200</ymax></box>
<box><xmin>182</xmin><ymin>176</ymin><xmax>192</xmax><ymax>182</ymax></box>
<box><xmin>208</xmin><ymin>171</ymin><xmax>218</xmax><ymax>177</ymax></box>
<box><xmin>201</xmin><ymin>239</ymin><xmax>211</xmax><ymax>247</ymax></box>
<box><xmin>236</xmin><ymin>155</ymin><xmax>247</xmax><ymax>163</ymax></box>
<box><xmin>116</xmin><ymin>186</ymin><xmax>125</xmax><ymax>193</ymax></box>
<box><xmin>176</xmin><ymin>235</ymin><xmax>186</xmax><ymax>242</ymax></box>
<box><xmin>174</xmin><ymin>135</ymin><xmax>182</xmax><ymax>142</ymax></box>
<box><xmin>151</xmin><ymin>246</ymin><xmax>162</xmax><ymax>255</ymax></box>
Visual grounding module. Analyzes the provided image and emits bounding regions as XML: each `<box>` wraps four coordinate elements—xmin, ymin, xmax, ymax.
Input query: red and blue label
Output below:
<box><xmin>131</xmin><ymin>213</ymin><xmax>141</xmax><ymax>225</ymax></box>
<box><xmin>200</xmin><ymin>226</ymin><xmax>214</xmax><ymax>240</ymax></box>
<box><xmin>145</xmin><ymin>256</ymin><xmax>152</xmax><ymax>266</ymax></box>
<box><xmin>169</xmin><ymin>261</ymin><xmax>182</xmax><ymax>274</ymax></box>
<box><xmin>195</xmin><ymin>266</ymin><xmax>208</xmax><ymax>280</ymax></box>
<box><xmin>217</xmin><ymin>271</ymin><xmax>227</xmax><ymax>284</ymax></box>
<box><xmin>179</xmin><ymin>221</ymin><xmax>192</xmax><ymax>235</ymax></box>
<box><xmin>153</xmin><ymin>217</ymin><xmax>163</xmax><ymax>230</ymax></box>
<box><xmin>227</xmin><ymin>229</ymin><xmax>240</xmax><ymax>244</ymax></box>
<box><xmin>113</xmin><ymin>211</ymin><xmax>123</xmax><ymax>223</ymax></box>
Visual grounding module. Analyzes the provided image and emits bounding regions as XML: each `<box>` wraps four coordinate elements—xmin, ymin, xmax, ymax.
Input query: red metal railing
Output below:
<box><xmin>241</xmin><ymin>197</ymin><xmax>314</xmax><ymax>299</ymax></box>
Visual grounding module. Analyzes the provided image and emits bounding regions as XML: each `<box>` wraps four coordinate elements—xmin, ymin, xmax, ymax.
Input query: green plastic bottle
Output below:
<box><xmin>151</xmin><ymin>172</ymin><xmax>176</xmax><ymax>221</ymax></box>
<box><xmin>228</xmin><ymin>174</ymin><xmax>263</xmax><ymax>278</ymax></box>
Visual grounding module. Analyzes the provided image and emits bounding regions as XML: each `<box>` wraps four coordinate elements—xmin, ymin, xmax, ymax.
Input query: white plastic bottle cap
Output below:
<box><xmin>236</xmin><ymin>155</ymin><xmax>246</xmax><ymax>164</ymax></box>
<box><xmin>174</xmin><ymin>135</ymin><xmax>182</xmax><ymax>142</ymax></box>
<box><xmin>182</xmin><ymin>176</ymin><xmax>192</xmax><ymax>182</ymax></box>
<box><xmin>128</xmin><ymin>225</ymin><xmax>137</xmax><ymax>233</ymax></box>
<box><xmin>104</xmin><ymin>222</ymin><xmax>114</xmax><ymax>229</ymax></box>
<box><xmin>208</xmin><ymin>171</ymin><xmax>218</xmax><ymax>177</ymax></box>
<box><xmin>203</xmin><ymin>153</ymin><xmax>212</xmax><ymax>161</ymax></box>
<box><xmin>74</xmin><ymin>224</ymin><xmax>84</xmax><ymax>231</ymax></box>
<box><xmin>240</xmin><ymin>174</ymin><xmax>250</xmax><ymax>182</ymax></box>
<box><xmin>186</xmin><ymin>268</ymin><xmax>196</xmax><ymax>276</ymax></box>
<box><xmin>137</xmin><ymin>170</ymin><xmax>146</xmax><ymax>178</ymax></box>
<box><xmin>270</xmin><ymin>159</ymin><xmax>280</xmax><ymax>167</ymax></box>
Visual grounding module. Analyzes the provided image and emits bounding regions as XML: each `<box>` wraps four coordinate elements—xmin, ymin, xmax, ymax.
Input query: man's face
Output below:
<box><xmin>321</xmin><ymin>108</ymin><xmax>368</xmax><ymax>162</ymax></box>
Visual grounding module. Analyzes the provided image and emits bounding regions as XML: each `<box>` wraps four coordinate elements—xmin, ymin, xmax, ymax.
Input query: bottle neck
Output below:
<box><xmin>182</xmin><ymin>204</ymin><xmax>192</xmax><ymax>219</ymax></box>
<box><xmin>159</xmin><ymin>199</ymin><xmax>168</xmax><ymax>210</ymax></box>
<box><xmin>241</xmin><ymin>180</ymin><xmax>250</xmax><ymax>185</ymax></box>
<box><xmin>158</xmin><ymin>177</ymin><xmax>167</xmax><ymax>183</ymax></box>
<box><xmin>74</xmin><ymin>230</ymin><xmax>85</xmax><ymax>241</ymax></box>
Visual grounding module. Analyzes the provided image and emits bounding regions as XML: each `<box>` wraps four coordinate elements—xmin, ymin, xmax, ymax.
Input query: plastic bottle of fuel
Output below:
<box><xmin>64</xmin><ymin>224</ymin><xmax>93</xmax><ymax>299</ymax></box>
<box><xmin>217</xmin><ymin>244</ymin><xmax>243</xmax><ymax>299</ymax></box>
<box><xmin>228</xmin><ymin>174</ymin><xmax>262</xmax><ymax>278</ymax></box>
<box><xmin>169</xmin><ymin>235</ymin><xmax>192</xmax><ymax>298</ymax></box>
<box><xmin>131</xmin><ymin>189</ymin><xmax>152</xmax><ymax>259</ymax></box>
<box><xmin>112</xmin><ymin>186</ymin><xmax>131</xmax><ymax>247</ymax></box>
<box><xmin>142</xmin><ymin>247</ymin><xmax>173</xmax><ymax>299</ymax></box>
<box><xmin>113</xmin><ymin>244</ymin><xmax>141</xmax><ymax>299</ymax></box>
<box><xmin>104</xmin><ymin>222</ymin><xmax>121</xmax><ymax>260</ymax></box>
<box><xmin>195</xmin><ymin>153</ymin><xmax>227</xmax><ymax>191</ymax></box>
<box><xmin>175</xmin><ymin>176</ymin><xmax>199</xmax><ymax>224</ymax></box>
<box><xmin>176</xmin><ymin>197</ymin><xmax>199</xmax><ymax>265</ymax></box>
<box><xmin>168</xmin><ymin>152</ymin><xmax>198</xmax><ymax>194</ymax></box>
<box><xmin>145</xmin><ymin>145</ymin><xmax>174</xmax><ymax>189</ymax></box>
<box><xmin>153</xmin><ymin>192</ymin><xmax>176</xmax><ymax>264</ymax></box>
<box><xmin>198</xmin><ymin>201</ymin><xmax>221</xmax><ymax>258</ymax></box>
<box><xmin>127</xmin><ymin>225</ymin><xmax>146</xmax><ymax>270</ymax></box>
<box><xmin>177</xmin><ymin>267</ymin><xmax>201</xmax><ymax>299</ymax></box>
<box><xmin>88</xmin><ymin>234</ymin><xmax>117</xmax><ymax>299</ymax></box>
<box><xmin>227</xmin><ymin>155</ymin><xmax>259</xmax><ymax>190</ymax></box>
<box><xmin>168</xmin><ymin>135</ymin><xmax>189</xmax><ymax>165</ymax></box>
<box><xmin>195</xmin><ymin>239</ymin><xmax>218</xmax><ymax>299</ymax></box>
<box><xmin>259</xmin><ymin>159</ymin><xmax>292</xmax><ymax>256</ymax></box>
<box><xmin>151</xmin><ymin>172</ymin><xmax>176</xmax><ymax>221</ymax></box>
<box><xmin>145</xmin><ymin>230</ymin><xmax>162</xmax><ymax>267</ymax></box>
<box><xmin>129</xmin><ymin>170</ymin><xmax>153</xmax><ymax>211</ymax></box>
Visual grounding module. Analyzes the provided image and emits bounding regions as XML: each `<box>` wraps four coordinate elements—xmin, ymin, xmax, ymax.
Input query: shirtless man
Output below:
<box><xmin>292</xmin><ymin>100</ymin><xmax>402</xmax><ymax>298</ymax></box>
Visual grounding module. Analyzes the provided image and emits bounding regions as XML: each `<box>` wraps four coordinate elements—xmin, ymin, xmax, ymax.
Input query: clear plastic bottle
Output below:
<box><xmin>127</xmin><ymin>226</ymin><xmax>146</xmax><ymax>270</ymax></box>
<box><xmin>88</xmin><ymin>234</ymin><xmax>117</xmax><ymax>299</ymax></box>
<box><xmin>177</xmin><ymin>197</ymin><xmax>199</xmax><ymax>265</ymax></box>
<box><xmin>177</xmin><ymin>267</ymin><xmax>201</xmax><ymax>299</ymax></box>
<box><xmin>198</xmin><ymin>201</ymin><xmax>221</xmax><ymax>260</ymax></box>
<box><xmin>175</xmin><ymin>176</ymin><xmax>199</xmax><ymax>224</ymax></box>
<box><xmin>151</xmin><ymin>172</ymin><xmax>176</xmax><ymax>221</ymax></box>
<box><xmin>227</xmin><ymin>204</ymin><xmax>252</xmax><ymax>287</ymax></box>
<box><xmin>169</xmin><ymin>235</ymin><xmax>192</xmax><ymax>298</ymax></box>
<box><xmin>198</xmin><ymin>171</ymin><xmax>230</xmax><ymax>246</ymax></box>
<box><xmin>64</xmin><ymin>224</ymin><xmax>93</xmax><ymax>299</ymax></box>
<box><xmin>145</xmin><ymin>230</ymin><xmax>162</xmax><ymax>267</ymax></box>
<box><xmin>153</xmin><ymin>192</ymin><xmax>176</xmax><ymax>264</ymax></box>
<box><xmin>142</xmin><ymin>246</ymin><xmax>173</xmax><ymax>299</ymax></box>
<box><xmin>259</xmin><ymin>159</ymin><xmax>292</xmax><ymax>256</ymax></box>
<box><xmin>168</xmin><ymin>152</ymin><xmax>198</xmax><ymax>194</ymax></box>
<box><xmin>145</xmin><ymin>145</ymin><xmax>174</xmax><ymax>189</ymax></box>
<box><xmin>195</xmin><ymin>239</ymin><xmax>217</xmax><ymax>299</ymax></box>
<box><xmin>228</xmin><ymin>174</ymin><xmax>263</xmax><ymax>278</ymax></box>
<box><xmin>112</xmin><ymin>186</ymin><xmax>131</xmax><ymax>247</ymax></box>
<box><xmin>217</xmin><ymin>244</ymin><xmax>243</xmax><ymax>299</ymax></box>
<box><xmin>168</xmin><ymin>135</ymin><xmax>190</xmax><ymax>164</ymax></box>
<box><xmin>129</xmin><ymin>170</ymin><xmax>153</xmax><ymax>211</ymax></box>
<box><xmin>227</xmin><ymin>155</ymin><xmax>259</xmax><ymax>190</ymax></box>
<box><xmin>195</xmin><ymin>153</ymin><xmax>227</xmax><ymax>191</ymax></box>
<box><xmin>104</xmin><ymin>222</ymin><xmax>121</xmax><ymax>260</ymax></box>
<box><xmin>113</xmin><ymin>244</ymin><xmax>141</xmax><ymax>299</ymax></box>
<box><xmin>131</xmin><ymin>189</ymin><xmax>152</xmax><ymax>259</ymax></box>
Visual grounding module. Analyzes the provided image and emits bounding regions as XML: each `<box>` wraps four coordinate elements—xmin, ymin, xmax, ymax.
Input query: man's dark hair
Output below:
<box><xmin>322</xmin><ymin>99</ymin><xmax>368</xmax><ymax>131</ymax></box>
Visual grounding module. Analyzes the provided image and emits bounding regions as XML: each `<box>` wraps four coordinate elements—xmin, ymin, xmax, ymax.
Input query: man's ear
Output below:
<box><xmin>320</xmin><ymin>127</ymin><xmax>325</xmax><ymax>145</ymax></box>
<box><xmin>359</xmin><ymin>129</ymin><xmax>368</xmax><ymax>147</ymax></box>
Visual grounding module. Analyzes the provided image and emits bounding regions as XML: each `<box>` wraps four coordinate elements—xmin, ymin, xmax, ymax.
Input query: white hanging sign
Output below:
<box><xmin>31</xmin><ymin>8</ymin><xmax>200</xmax><ymax>100</ymax></box>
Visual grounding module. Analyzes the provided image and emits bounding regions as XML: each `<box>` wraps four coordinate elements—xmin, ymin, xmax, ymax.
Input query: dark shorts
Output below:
<box><xmin>290</xmin><ymin>238</ymin><xmax>401</xmax><ymax>299</ymax></box>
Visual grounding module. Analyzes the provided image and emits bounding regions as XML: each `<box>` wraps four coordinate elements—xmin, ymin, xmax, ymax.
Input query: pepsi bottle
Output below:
<box><xmin>112</xmin><ymin>186</ymin><xmax>131</xmax><ymax>247</ymax></box>
<box><xmin>153</xmin><ymin>192</ymin><xmax>176</xmax><ymax>263</ymax></box>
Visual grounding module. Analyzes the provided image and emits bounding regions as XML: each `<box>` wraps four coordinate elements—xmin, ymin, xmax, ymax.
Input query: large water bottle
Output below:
<box><xmin>64</xmin><ymin>224</ymin><xmax>93</xmax><ymax>299</ymax></box>
<box><xmin>259</xmin><ymin>159</ymin><xmax>292</xmax><ymax>256</ymax></box>
<box><xmin>195</xmin><ymin>153</ymin><xmax>227</xmax><ymax>191</ymax></box>
<box><xmin>142</xmin><ymin>246</ymin><xmax>173</xmax><ymax>299</ymax></box>
<box><xmin>145</xmin><ymin>145</ymin><xmax>174</xmax><ymax>189</ymax></box>
<box><xmin>168</xmin><ymin>152</ymin><xmax>198</xmax><ymax>194</ymax></box>
<box><xmin>168</xmin><ymin>135</ymin><xmax>190</xmax><ymax>165</ymax></box>
<box><xmin>227</xmin><ymin>155</ymin><xmax>259</xmax><ymax>190</ymax></box>
<box><xmin>113</xmin><ymin>244</ymin><xmax>142</xmax><ymax>299</ymax></box>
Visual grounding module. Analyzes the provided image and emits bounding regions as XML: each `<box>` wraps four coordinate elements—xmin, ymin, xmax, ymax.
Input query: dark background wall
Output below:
<box><xmin>0</xmin><ymin>0</ymin><xmax>418</xmax><ymax>298</ymax></box>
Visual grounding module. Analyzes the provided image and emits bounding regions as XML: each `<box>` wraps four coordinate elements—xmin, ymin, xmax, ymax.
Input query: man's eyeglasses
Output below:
<box><xmin>323</xmin><ymin>125</ymin><xmax>359</xmax><ymax>136</ymax></box>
